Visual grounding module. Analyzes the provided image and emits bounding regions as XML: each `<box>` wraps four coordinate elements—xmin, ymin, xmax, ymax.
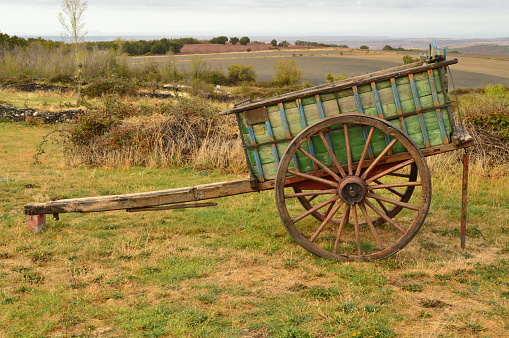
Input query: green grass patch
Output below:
<box><xmin>0</xmin><ymin>123</ymin><xmax>508</xmax><ymax>336</ymax></box>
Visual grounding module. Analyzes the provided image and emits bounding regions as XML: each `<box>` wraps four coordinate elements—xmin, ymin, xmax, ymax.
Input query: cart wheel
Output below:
<box><xmin>292</xmin><ymin>163</ymin><xmax>418</xmax><ymax>225</ymax></box>
<box><xmin>275</xmin><ymin>114</ymin><xmax>431</xmax><ymax>261</ymax></box>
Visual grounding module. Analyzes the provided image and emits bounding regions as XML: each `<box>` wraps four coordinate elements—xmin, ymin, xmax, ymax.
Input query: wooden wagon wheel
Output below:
<box><xmin>292</xmin><ymin>163</ymin><xmax>418</xmax><ymax>225</ymax></box>
<box><xmin>274</xmin><ymin>114</ymin><xmax>431</xmax><ymax>261</ymax></box>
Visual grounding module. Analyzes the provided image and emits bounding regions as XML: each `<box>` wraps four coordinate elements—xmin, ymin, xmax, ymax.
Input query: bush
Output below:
<box><xmin>458</xmin><ymin>86</ymin><xmax>509</xmax><ymax>168</ymax></box>
<box><xmin>227</xmin><ymin>64</ymin><xmax>256</xmax><ymax>84</ymax></box>
<box><xmin>189</xmin><ymin>56</ymin><xmax>227</xmax><ymax>85</ymax></box>
<box><xmin>83</xmin><ymin>78</ymin><xmax>138</xmax><ymax>98</ymax></box>
<box><xmin>403</xmin><ymin>55</ymin><xmax>420</xmax><ymax>64</ymax></box>
<box><xmin>272</xmin><ymin>60</ymin><xmax>304</xmax><ymax>86</ymax></box>
<box><xmin>62</xmin><ymin>97</ymin><xmax>245</xmax><ymax>171</ymax></box>
<box><xmin>325</xmin><ymin>73</ymin><xmax>347</xmax><ymax>83</ymax></box>
<box><xmin>189</xmin><ymin>79</ymin><xmax>215</xmax><ymax>97</ymax></box>
<box><xmin>49</xmin><ymin>74</ymin><xmax>74</xmax><ymax>85</ymax></box>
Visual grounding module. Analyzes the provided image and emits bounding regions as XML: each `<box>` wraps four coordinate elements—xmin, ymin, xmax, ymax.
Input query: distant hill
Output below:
<box><xmin>452</xmin><ymin>44</ymin><xmax>509</xmax><ymax>55</ymax></box>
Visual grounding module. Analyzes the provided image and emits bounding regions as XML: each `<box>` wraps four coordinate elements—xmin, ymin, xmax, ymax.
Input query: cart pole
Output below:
<box><xmin>461</xmin><ymin>150</ymin><xmax>469</xmax><ymax>249</ymax></box>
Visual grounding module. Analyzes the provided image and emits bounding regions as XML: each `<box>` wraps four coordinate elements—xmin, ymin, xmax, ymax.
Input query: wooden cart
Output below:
<box><xmin>25</xmin><ymin>51</ymin><xmax>472</xmax><ymax>261</ymax></box>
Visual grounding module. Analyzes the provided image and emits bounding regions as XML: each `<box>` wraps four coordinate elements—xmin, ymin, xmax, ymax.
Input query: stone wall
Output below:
<box><xmin>0</xmin><ymin>104</ymin><xmax>83</xmax><ymax>123</ymax></box>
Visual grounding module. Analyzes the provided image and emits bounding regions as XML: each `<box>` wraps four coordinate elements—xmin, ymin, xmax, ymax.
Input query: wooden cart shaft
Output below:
<box><xmin>24</xmin><ymin>178</ymin><xmax>275</xmax><ymax>216</ymax></box>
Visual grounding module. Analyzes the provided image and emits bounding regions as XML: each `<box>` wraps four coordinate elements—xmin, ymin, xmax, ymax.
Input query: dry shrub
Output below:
<box><xmin>456</xmin><ymin>87</ymin><xmax>509</xmax><ymax>173</ymax></box>
<box><xmin>426</xmin><ymin>86</ymin><xmax>509</xmax><ymax>176</ymax></box>
<box><xmin>63</xmin><ymin>97</ymin><xmax>246</xmax><ymax>173</ymax></box>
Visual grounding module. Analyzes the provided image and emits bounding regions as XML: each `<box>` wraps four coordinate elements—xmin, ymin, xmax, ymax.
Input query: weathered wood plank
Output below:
<box><xmin>24</xmin><ymin>178</ymin><xmax>275</xmax><ymax>215</ymax></box>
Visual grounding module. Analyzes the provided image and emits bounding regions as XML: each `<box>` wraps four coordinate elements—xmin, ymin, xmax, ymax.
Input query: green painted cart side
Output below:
<box><xmin>225</xmin><ymin>59</ymin><xmax>466</xmax><ymax>183</ymax></box>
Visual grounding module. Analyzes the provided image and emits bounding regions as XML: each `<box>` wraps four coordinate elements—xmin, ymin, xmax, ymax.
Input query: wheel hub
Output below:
<box><xmin>338</xmin><ymin>176</ymin><xmax>367</xmax><ymax>205</ymax></box>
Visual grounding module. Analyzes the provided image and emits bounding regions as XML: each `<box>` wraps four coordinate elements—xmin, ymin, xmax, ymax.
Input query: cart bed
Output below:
<box><xmin>225</xmin><ymin>59</ymin><xmax>467</xmax><ymax>182</ymax></box>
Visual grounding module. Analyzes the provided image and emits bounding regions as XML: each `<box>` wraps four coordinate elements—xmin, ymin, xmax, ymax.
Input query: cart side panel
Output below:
<box><xmin>238</xmin><ymin>64</ymin><xmax>455</xmax><ymax>182</ymax></box>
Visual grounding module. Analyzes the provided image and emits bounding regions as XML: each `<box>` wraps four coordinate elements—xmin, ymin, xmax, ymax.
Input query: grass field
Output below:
<box><xmin>131</xmin><ymin>49</ymin><xmax>509</xmax><ymax>88</ymax></box>
<box><xmin>1</xmin><ymin>122</ymin><xmax>508</xmax><ymax>337</ymax></box>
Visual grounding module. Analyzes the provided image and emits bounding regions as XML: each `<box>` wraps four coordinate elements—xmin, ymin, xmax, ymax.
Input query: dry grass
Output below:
<box><xmin>61</xmin><ymin>97</ymin><xmax>246</xmax><ymax>173</ymax></box>
<box><xmin>1</xmin><ymin>123</ymin><xmax>509</xmax><ymax>337</ymax></box>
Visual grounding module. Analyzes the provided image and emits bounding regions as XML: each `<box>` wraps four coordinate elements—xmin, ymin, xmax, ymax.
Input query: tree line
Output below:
<box><xmin>0</xmin><ymin>32</ymin><xmax>199</xmax><ymax>56</ymax></box>
<box><xmin>1</xmin><ymin>32</ymin><xmax>361</xmax><ymax>59</ymax></box>
<box><xmin>294</xmin><ymin>40</ymin><xmax>349</xmax><ymax>48</ymax></box>
<box><xmin>0</xmin><ymin>32</ymin><xmax>62</xmax><ymax>49</ymax></box>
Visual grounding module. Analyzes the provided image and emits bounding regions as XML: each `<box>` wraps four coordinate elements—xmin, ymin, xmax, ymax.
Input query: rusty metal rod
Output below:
<box><xmin>461</xmin><ymin>150</ymin><xmax>469</xmax><ymax>249</ymax></box>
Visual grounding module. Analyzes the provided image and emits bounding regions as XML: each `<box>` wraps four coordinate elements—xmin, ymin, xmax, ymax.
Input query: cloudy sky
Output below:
<box><xmin>1</xmin><ymin>0</ymin><xmax>508</xmax><ymax>39</ymax></box>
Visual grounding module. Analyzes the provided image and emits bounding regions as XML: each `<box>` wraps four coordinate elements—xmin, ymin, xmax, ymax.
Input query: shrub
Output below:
<box><xmin>272</xmin><ymin>59</ymin><xmax>304</xmax><ymax>86</ymax></box>
<box><xmin>83</xmin><ymin>78</ymin><xmax>138</xmax><ymax>98</ymax></box>
<box><xmin>62</xmin><ymin>97</ymin><xmax>245</xmax><ymax>171</ymax></box>
<box><xmin>484</xmin><ymin>84</ymin><xmax>509</xmax><ymax>100</ymax></box>
<box><xmin>49</xmin><ymin>74</ymin><xmax>74</xmax><ymax>84</ymax></box>
<box><xmin>458</xmin><ymin>86</ymin><xmax>509</xmax><ymax>168</ymax></box>
<box><xmin>227</xmin><ymin>64</ymin><xmax>256</xmax><ymax>84</ymax></box>
<box><xmin>403</xmin><ymin>55</ymin><xmax>420</xmax><ymax>64</ymax></box>
<box><xmin>325</xmin><ymin>73</ymin><xmax>347</xmax><ymax>83</ymax></box>
<box><xmin>462</xmin><ymin>90</ymin><xmax>509</xmax><ymax>141</ymax></box>
<box><xmin>189</xmin><ymin>56</ymin><xmax>227</xmax><ymax>85</ymax></box>
<box><xmin>189</xmin><ymin>79</ymin><xmax>215</xmax><ymax>97</ymax></box>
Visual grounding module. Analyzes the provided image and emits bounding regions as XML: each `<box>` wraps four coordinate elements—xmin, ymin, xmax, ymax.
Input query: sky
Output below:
<box><xmin>1</xmin><ymin>0</ymin><xmax>508</xmax><ymax>40</ymax></box>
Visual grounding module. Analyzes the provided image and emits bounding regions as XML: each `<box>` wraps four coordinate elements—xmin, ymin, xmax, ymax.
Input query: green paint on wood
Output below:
<box><xmin>301</xmin><ymin>96</ymin><xmax>316</xmax><ymax>105</ymax></box>
<box><xmin>322</xmin><ymin>100</ymin><xmax>341</xmax><ymax>117</ymax></box>
<box><xmin>237</xmin><ymin>66</ymin><xmax>456</xmax><ymax>181</ymax></box>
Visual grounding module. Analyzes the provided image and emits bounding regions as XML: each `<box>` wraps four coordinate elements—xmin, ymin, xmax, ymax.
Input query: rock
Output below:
<box><xmin>0</xmin><ymin>83</ymin><xmax>71</xmax><ymax>92</ymax></box>
<box><xmin>0</xmin><ymin>104</ymin><xmax>83</xmax><ymax>123</ymax></box>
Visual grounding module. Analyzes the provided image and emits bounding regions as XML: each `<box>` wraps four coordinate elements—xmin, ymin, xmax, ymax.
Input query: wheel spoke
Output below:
<box><xmin>359</xmin><ymin>201</ymin><xmax>385</xmax><ymax>250</ymax></box>
<box><xmin>344</xmin><ymin>124</ymin><xmax>353</xmax><ymax>175</ymax></box>
<box><xmin>310</xmin><ymin>200</ymin><xmax>345</xmax><ymax>242</ymax></box>
<box><xmin>373</xmin><ymin>179</ymin><xmax>405</xmax><ymax>198</ymax></box>
<box><xmin>355</xmin><ymin>127</ymin><xmax>376</xmax><ymax>176</ymax></box>
<box><xmin>352</xmin><ymin>205</ymin><xmax>362</xmax><ymax>256</ymax></box>
<box><xmin>287</xmin><ymin>169</ymin><xmax>338</xmax><ymax>188</ymax></box>
<box><xmin>334</xmin><ymin>204</ymin><xmax>350</xmax><ymax>254</ymax></box>
<box><xmin>298</xmin><ymin>146</ymin><xmax>342</xmax><ymax>182</ymax></box>
<box><xmin>388</xmin><ymin>172</ymin><xmax>412</xmax><ymax>178</ymax></box>
<box><xmin>293</xmin><ymin>195</ymin><xmax>341</xmax><ymax>223</ymax></box>
<box><xmin>361</xmin><ymin>139</ymin><xmax>399</xmax><ymax>179</ymax></box>
<box><xmin>376</xmin><ymin>198</ymin><xmax>390</xmax><ymax>215</ymax></box>
<box><xmin>319</xmin><ymin>131</ymin><xmax>346</xmax><ymax>178</ymax></box>
<box><xmin>285</xmin><ymin>189</ymin><xmax>337</xmax><ymax>198</ymax></box>
<box><xmin>368</xmin><ymin>181</ymin><xmax>422</xmax><ymax>190</ymax></box>
<box><xmin>364</xmin><ymin>198</ymin><xmax>407</xmax><ymax>234</ymax></box>
<box><xmin>365</xmin><ymin>159</ymin><xmax>415</xmax><ymax>184</ymax></box>
<box><xmin>367</xmin><ymin>192</ymin><xmax>420</xmax><ymax>211</ymax></box>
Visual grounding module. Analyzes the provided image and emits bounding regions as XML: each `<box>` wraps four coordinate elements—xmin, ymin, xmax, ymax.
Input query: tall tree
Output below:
<box><xmin>59</xmin><ymin>0</ymin><xmax>88</xmax><ymax>106</ymax></box>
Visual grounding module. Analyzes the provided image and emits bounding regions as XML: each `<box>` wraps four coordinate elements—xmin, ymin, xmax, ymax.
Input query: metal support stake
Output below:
<box><xmin>461</xmin><ymin>150</ymin><xmax>469</xmax><ymax>249</ymax></box>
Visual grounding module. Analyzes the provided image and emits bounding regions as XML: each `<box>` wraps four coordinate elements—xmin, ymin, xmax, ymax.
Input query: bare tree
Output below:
<box><xmin>59</xmin><ymin>0</ymin><xmax>88</xmax><ymax>106</ymax></box>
